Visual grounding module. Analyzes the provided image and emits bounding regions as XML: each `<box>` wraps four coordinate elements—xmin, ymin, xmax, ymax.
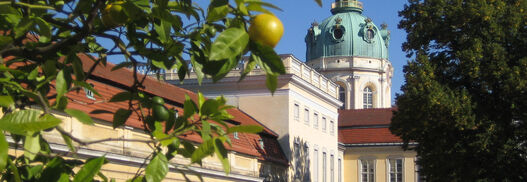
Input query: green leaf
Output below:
<box><xmin>190</xmin><ymin>56</ymin><xmax>205</xmax><ymax>85</ymax></box>
<box><xmin>179</xmin><ymin>140</ymin><xmax>195</xmax><ymax>158</ymax></box>
<box><xmin>7</xmin><ymin>158</ymin><xmax>22</xmax><ymax>182</ymax></box>
<box><xmin>239</xmin><ymin>55</ymin><xmax>257</xmax><ymax>81</ymax></box>
<box><xmin>90</xmin><ymin>109</ymin><xmax>113</xmax><ymax>114</ymax></box>
<box><xmin>69</xmin><ymin>55</ymin><xmax>86</xmax><ymax>81</ymax></box>
<box><xmin>201</xmin><ymin>121</ymin><xmax>211</xmax><ymax>141</ymax></box>
<box><xmin>113</xmin><ymin>109</ymin><xmax>132</xmax><ymax>129</ymax></box>
<box><xmin>109</xmin><ymin>91</ymin><xmax>133</xmax><ymax>102</ymax></box>
<box><xmin>24</xmin><ymin>133</ymin><xmax>40</xmax><ymax>160</ymax></box>
<box><xmin>207</xmin><ymin>0</ymin><xmax>229</xmax><ymax>22</ymax></box>
<box><xmin>60</xmin><ymin>133</ymin><xmax>76</xmax><ymax>153</ymax></box>
<box><xmin>313</xmin><ymin>0</ymin><xmax>322</xmax><ymax>7</ymax></box>
<box><xmin>0</xmin><ymin>95</ymin><xmax>14</xmax><ymax>108</ymax></box>
<box><xmin>57</xmin><ymin>173</ymin><xmax>70</xmax><ymax>182</ymax></box>
<box><xmin>55</xmin><ymin>97</ymin><xmax>68</xmax><ymax>111</ymax></box>
<box><xmin>235</xmin><ymin>0</ymin><xmax>249</xmax><ymax>16</ymax></box>
<box><xmin>55</xmin><ymin>70</ymin><xmax>68</xmax><ymax>103</ymax></box>
<box><xmin>227</xmin><ymin>125</ymin><xmax>263</xmax><ymax>134</ymax></box>
<box><xmin>0</xmin><ymin>130</ymin><xmax>8</xmax><ymax>171</ymax></box>
<box><xmin>33</xmin><ymin>17</ymin><xmax>51</xmax><ymax>43</ymax></box>
<box><xmin>183</xmin><ymin>95</ymin><xmax>196</xmax><ymax>118</ymax></box>
<box><xmin>165</xmin><ymin>109</ymin><xmax>177</xmax><ymax>133</ymax></box>
<box><xmin>213</xmin><ymin>137</ymin><xmax>230</xmax><ymax>174</ymax></box>
<box><xmin>65</xmin><ymin>109</ymin><xmax>94</xmax><ymax>125</ymax></box>
<box><xmin>145</xmin><ymin>153</ymin><xmax>168</xmax><ymax>182</ymax></box>
<box><xmin>201</xmin><ymin>99</ymin><xmax>220</xmax><ymax>116</ymax></box>
<box><xmin>28</xmin><ymin>66</ymin><xmax>39</xmax><ymax>80</ymax></box>
<box><xmin>111</xmin><ymin>61</ymin><xmax>133</xmax><ymax>71</ymax></box>
<box><xmin>245</xmin><ymin>0</ymin><xmax>283</xmax><ymax>11</ymax></box>
<box><xmin>191</xmin><ymin>139</ymin><xmax>214</xmax><ymax>164</ymax></box>
<box><xmin>265</xmin><ymin>73</ymin><xmax>278</xmax><ymax>94</ymax></box>
<box><xmin>197</xmin><ymin>92</ymin><xmax>206</xmax><ymax>109</ymax></box>
<box><xmin>14</xmin><ymin>17</ymin><xmax>34</xmax><ymax>39</ymax></box>
<box><xmin>0</xmin><ymin>110</ymin><xmax>61</xmax><ymax>135</ymax></box>
<box><xmin>73</xmin><ymin>156</ymin><xmax>107</xmax><ymax>182</ymax></box>
<box><xmin>0</xmin><ymin>36</ymin><xmax>13</xmax><ymax>48</ymax></box>
<box><xmin>73</xmin><ymin>80</ymin><xmax>101</xmax><ymax>97</ymax></box>
<box><xmin>250</xmin><ymin>41</ymin><xmax>285</xmax><ymax>74</ymax></box>
<box><xmin>152</xmin><ymin>122</ymin><xmax>172</xmax><ymax>146</ymax></box>
<box><xmin>209</xmin><ymin>28</ymin><xmax>249</xmax><ymax>61</ymax></box>
<box><xmin>154</xmin><ymin>19</ymin><xmax>172</xmax><ymax>44</ymax></box>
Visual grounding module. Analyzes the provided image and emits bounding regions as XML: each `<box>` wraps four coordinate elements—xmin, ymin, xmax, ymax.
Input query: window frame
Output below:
<box><xmin>338</xmin><ymin>85</ymin><xmax>346</xmax><ymax>109</ymax></box>
<box><xmin>387</xmin><ymin>158</ymin><xmax>404</xmax><ymax>182</ymax></box>
<box><xmin>359</xmin><ymin>158</ymin><xmax>375</xmax><ymax>182</ymax></box>
<box><xmin>322</xmin><ymin>117</ymin><xmax>327</xmax><ymax>132</ymax></box>
<box><xmin>313</xmin><ymin>112</ymin><xmax>319</xmax><ymax>129</ymax></box>
<box><xmin>323</xmin><ymin>152</ymin><xmax>327</xmax><ymax>182</ymax></box>
<box><xmin>314</xmin><ymin>149</ymin><xmax>319</xmax><ymax>182</ymax></box>
<box><xmin>330</xmin><ymin>120</ymin><xmax>335</xmax><ymax>135</ymax></box>
<box><xmin>294</xmin><ymin>103</ymin><xmax>300</xmax><ymax>121</ymax></box>
<box><xmin>304</xmin><ymin>107</ymin><xmax>310</xmax><ymax>125</ymax></box>
<box><xmin>363</xmin><ymin>87</ymin><xmax>373</xmax><ymax>109</ymax></box>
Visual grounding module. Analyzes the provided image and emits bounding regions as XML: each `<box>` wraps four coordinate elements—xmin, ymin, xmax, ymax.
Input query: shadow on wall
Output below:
<box><xmin>292</xmin><ymin>137</ymin><xmax>311</xmax><ymax>182</ymax></box>
<box><xmin>255</xmin><ymin>136</ymin><xmax>288</xmax><ymax>182</ymax></box>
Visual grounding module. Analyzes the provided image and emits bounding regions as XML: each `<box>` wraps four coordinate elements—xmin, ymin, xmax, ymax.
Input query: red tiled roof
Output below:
<box><xmin>78</xmin><ymin>54</ymin><xmax>278</xmax><ymax>136</ymax></box>
<box><xmin>77</xmin><ymin>55</ymin><xmax>286</xmax><ymax>164</ymax></box>
<box><xmin>338</xmin><ymin>128</ymin><xmax>402</xmax><ymax>144</ymax></box>
<box><xmin>338</xmin><ymin>108</ymin><xmax>395</xmax><ymax>127</ymax></box>
<box><xmin>5</xmin><ymin>54</ymin><xmax>287</xmax><ymax>165</ymax></box>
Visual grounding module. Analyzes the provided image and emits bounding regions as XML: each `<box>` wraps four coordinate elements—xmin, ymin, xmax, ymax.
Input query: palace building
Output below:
<box><xmin>166</xmin><ymin>0</ymin><xmax>421</xmax><ymax>181</ymax></box>
<box><xmin>3</xmin><ymin>0</ymin><xmax>421</xmax><ymax>181</ymax></box>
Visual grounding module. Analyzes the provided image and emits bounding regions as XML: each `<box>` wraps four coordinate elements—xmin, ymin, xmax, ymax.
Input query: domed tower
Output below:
<box><xmin>305</xmin><ymin>0</ymin><xmax>393</xmax><ymax>109</ymax></box>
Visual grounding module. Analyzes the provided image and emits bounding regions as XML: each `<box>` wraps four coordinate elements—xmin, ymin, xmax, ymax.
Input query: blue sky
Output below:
<box><xmin>271</xmin><ymin>0</ymin><xmax>409</xmax><ymax>104</ymax></box>
<box><xmin>104</xmin><ymin>0</ymin><xmax>409</xmax><ymax>104</ymax></box>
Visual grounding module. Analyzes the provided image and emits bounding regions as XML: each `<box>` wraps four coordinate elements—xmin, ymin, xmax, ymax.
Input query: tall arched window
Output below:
<box><xmin>363</xmin><ymin>87</ymin><xmax>373</xmax><ymax>108</ymax></box>
<box><xmin>339</xmin><ymin>86</ymin><xmax>345</xmax><ymax>109</ymax></box>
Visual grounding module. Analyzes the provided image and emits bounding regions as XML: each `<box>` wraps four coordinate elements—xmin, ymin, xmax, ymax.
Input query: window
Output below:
<box><xmin>415</xmin><ymin>159</ymin><xmax>426</xmax><ymax>182</ymax></box>
<box><xmin>314</xmin><ymin>149</ymin><xmax>319</xmax><ymax>182</ymax></box>
<box><xmin>367</xmin><ymin>29</ymin><xmax>375</xmax><ymax>40</ymax></box>
<box><xmin>389</xmin><ymin>159</ymin><xmax>403</xmax><ymax>182</ymax></box>
<box><xmin>360</xmin><ymin>159</ymin><xmax>375</xmax><ymax>182</ymax></box>
<box><xmin>363</xmin><ymin>87</ymin><xmax>373</xmax><ymax>108</ymax></box>
<box><xmin>84</xmin><ymin>83</ymin><xmax>95</xmax><ymax>100</ymax></box>
<box><xmin>339</xmin><ymin>86</ymin><xmax>345</xmax><ymax>109</ymax></box>
<box><xmin>313</xmin><ymin>113</ymin><xmax>319</xmax><ymax>129</ymax></box>
<box><xmin>338</xmin><ymin>158</ymin><xmax>342</xmax><ymax>182</ymax></box>
<box><xmin>322</xmin><ymin>117</ymin><xmax>327</xmax><ymax>132</ymax></box>
<box><xmin>330</xmin><ymin>155</ymin><xmax>335</xmax><ymax>182</ymax></box>
<box><xmin>258</xmin><ymin>139</ymin><xmax>264</xmax><ymax>149</ymax></box>
<box><xmin>304</xmin><ymin>108</ymin><xmax>310</xmax><ymax>125</ymax></box>
<box><xmin>294</xmin><ymin>103</ymin><xmax>300</xmax><ymax>120</ymax></box>
<box><xmin>330</xmin><ymin>120</ymin><xmax>335</xmax><ymax>135</ymax></box>
<box><xmin>233</xmin><ymin>132</ymin><xmax>239</xmax><ymax>139</ymax></box>
<box><xmin>323</xmin><ymin>152</ymin><xmax>327</xmax><ymax>182</ymax></box>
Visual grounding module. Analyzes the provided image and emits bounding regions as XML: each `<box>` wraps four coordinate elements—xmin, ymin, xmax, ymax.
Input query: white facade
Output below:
<box><xmin>169</xmin><ymin>55</ymin><xmax>343</xmax><ymax>181</ymax></box>
<box><xmin>306</xmin><ymin>56</ymin><xmax>393</xmax><ymax>109</ymax></box>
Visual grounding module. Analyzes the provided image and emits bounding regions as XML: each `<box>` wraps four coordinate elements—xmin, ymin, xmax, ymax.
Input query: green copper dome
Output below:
<box><xmin>305</xmin><ymin>0</ymin><xmax>390</xmax><ymax>61</ymax></box>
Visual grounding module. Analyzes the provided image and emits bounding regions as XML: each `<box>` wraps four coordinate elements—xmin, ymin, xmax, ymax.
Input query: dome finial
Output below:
<box><xmin>331</xmin><ymin>0</ymin><xmax>363</xmax><ymax>14</ymax></box>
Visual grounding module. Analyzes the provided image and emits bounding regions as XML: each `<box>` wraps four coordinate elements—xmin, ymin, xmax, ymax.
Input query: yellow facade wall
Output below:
<box><xmin>4</xmin><ymin>111</ymin><xmax>283</xmax><ymax>182</ymax></box>
<box><xmin>343</xmin><ymin>146</ymin><xmax>417</xmax><ymax>182</ymax></box>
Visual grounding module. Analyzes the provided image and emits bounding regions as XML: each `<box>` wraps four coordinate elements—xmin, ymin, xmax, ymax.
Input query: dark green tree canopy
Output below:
<box><xmin>391</xmin><ymin>0</ymin><xmax>527</xmax><ymax>181</ymax></box>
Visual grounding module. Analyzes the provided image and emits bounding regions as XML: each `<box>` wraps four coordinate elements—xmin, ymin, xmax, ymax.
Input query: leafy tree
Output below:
<box><xmin>0</xmin><ymin>0</ymin><xmax>320</xmax><ymax>181</ymax></box>
<box><xmin>391</xmin><ymin>0</ymin><xmax>527</xmax><ymax>181</ymax></box>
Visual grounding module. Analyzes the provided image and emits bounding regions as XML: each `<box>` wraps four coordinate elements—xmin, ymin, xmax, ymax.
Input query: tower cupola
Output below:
<box><xmin>304</xmin><ymin>0</ymin><xmax>393</xmax><ymax>110</ymax></box>
<box><xmin>305</xmin><ymin>0</ymin><xmax>390</xmax><ymax>61</ymax></box>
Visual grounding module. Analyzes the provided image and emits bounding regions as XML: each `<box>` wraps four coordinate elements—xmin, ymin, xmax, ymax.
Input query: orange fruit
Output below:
<box><xmin>102</xmin><ymin>1</ymin><xmax>128</xmax><ymax>27</ymax></box>
<box><xmin>248</xmin><ymin>14</ymin><xmax>284</xmax><ymax>47</ymax></box>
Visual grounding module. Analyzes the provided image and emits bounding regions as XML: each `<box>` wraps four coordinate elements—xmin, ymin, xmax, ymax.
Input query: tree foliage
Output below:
<box><xmin>0</xmin><ymin>0</ymin><xmax>312</xmax><ymax>180</ymax></box>
<box><xmin>391</xmin><ymin>0</ymin><xmax>527</xmax><ymax>181</ymax></box>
